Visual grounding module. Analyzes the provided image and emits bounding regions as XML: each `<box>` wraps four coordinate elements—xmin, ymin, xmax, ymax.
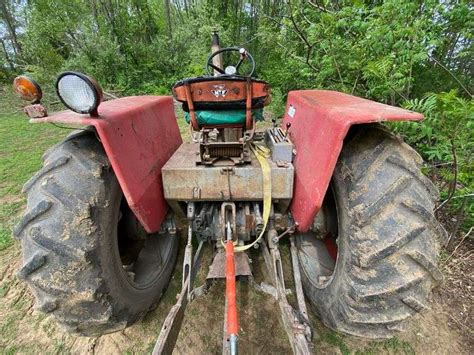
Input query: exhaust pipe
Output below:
<box><xmin>211</xmin><ymin>30</ymin><xmax>223</xmax><ymax>76</ymax></box>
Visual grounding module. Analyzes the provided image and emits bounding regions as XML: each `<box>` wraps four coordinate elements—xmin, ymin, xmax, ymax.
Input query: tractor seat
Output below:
<box><xmin>183</xmin><ymin>109</ymin><xmax>264</xmax><ymax>126</ymax></box>
<box><xmin>173</xmin><ymin>76</ymin><xmax>271</xmax><ymax>130</ymax></box>
<box><xmin>172</xmin><ymin>76</ymin><xmax>271</xmax><ymax>112</ymax></box>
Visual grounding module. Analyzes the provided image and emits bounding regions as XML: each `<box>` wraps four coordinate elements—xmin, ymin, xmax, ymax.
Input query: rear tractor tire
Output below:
<box><xmin>297</xmin><ymin>125</ymin><xmax>445</xmax><ymax>338</ymax></box>
<box><xmin>14</xmin><ymin>131</ymin><xmax>178</xmax><ymax>336</ymax></box>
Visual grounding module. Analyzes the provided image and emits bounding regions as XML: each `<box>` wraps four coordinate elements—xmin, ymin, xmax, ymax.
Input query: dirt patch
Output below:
<box><xmin>0</xmin><ymin>194</ymin><xmax>23</xmax><ymax>205</ymax></box>
<box><xmin>438</xmin><ymin>240</ymin><xmax>474</xmax><ymax>346</ymax></box>
<box><xmin>173</xmin><ymin>246</ymin><xmax>290</xmax><ymax>354</ymax></box>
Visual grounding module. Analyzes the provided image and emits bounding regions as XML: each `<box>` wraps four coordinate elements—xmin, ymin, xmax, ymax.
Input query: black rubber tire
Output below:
<box><xmin>13</xmin><ymin>131</ymin><xmax>178</xmax><ymax>336</ymax></box>
<box><xmin>297</xmin><ymin>125</ymin><xmax>445</xmax><ymax>338</ymax></box>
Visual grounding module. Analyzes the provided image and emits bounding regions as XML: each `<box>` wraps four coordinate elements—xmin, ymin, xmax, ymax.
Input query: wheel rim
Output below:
<box><xmin>297</xmin><ymin>186</ymin><xmax>339</xmax><ymax>288</ymax></box>
<box><xmin>117</xmin><ymin>199</ymin><xmax>175</xmax><ymax>289</ymax></box>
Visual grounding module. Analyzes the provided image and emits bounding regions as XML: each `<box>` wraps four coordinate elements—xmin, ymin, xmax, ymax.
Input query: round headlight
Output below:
<box><xmin>56</xmin><ymin>72</ymin><xmax>102</xmax><ymax>116</ymax></box>
<box><xmin>13</xmin><ymin>76</ymin><xmax>43</xmax><ymax>103</ymax></box>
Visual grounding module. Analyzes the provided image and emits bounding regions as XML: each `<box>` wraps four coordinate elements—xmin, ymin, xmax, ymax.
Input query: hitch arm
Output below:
<box><xmin>261</xmin><ymin>239</ymin><xmax>312</xmax><ymax>355</ymax></box>
<box><xmin>152</xmin><ymin>237</ymin><xmax>205</xmax><ymax>355</ymax></box>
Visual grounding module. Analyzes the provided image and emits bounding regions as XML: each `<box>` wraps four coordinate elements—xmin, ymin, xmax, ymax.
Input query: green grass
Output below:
<box><xmin>356</xmin><ymin>337</ymin><xmax>415</xmax><ymax>354</ymax></box>
<box><xmin>0</xmin><ymin>226</ymin><xmax>13</xmax><ymax>251</ymax></box>
<box><xmin>320</xmin><ymin>330</ymin><xmax>351</xmax><ymax>355</ymax></box>
<box><xmin>0</xmin><ymin>114</ymin><xmax>67</xmax><ymax>195</ymax></box>
<box><xmin>0</xmin><ymin>90</ymin><xmax>68</xmax><ymax>251</ymax></box>
<box><xmin>0</xmin><ymin>282</ymin><xmax>10</xmax><ymax>297</ymax></box>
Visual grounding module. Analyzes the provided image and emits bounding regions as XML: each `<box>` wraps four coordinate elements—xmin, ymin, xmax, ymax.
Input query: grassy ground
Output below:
<box><xmin>0</xmin><ymin>87</ymin><xmax>471</xmax><ymax>354</ymax></box>
<box><xmin>0</xmin><ymin>99</ymin><xmax>68</xmax><ymax>252</ymax></box>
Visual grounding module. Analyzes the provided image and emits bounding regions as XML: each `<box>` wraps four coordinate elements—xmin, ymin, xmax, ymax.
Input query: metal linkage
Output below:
<box><xmin>152</xmin><ymin>239</ymin><xmax>205</xmax><ymax>355</ymax></box>
<box><xmin>183</xmin><ymin>225</ymin><xmax>194</xmax><ymax>300</ymax></box>
<box><xmin>153</xmin><ymin>203</ymin><xmax>206</xmax><ymax>355</ymax></box>
<box><xmin>261</xmin><ymin>232</ymin><xmax>313</xmax><ymax>355</ymax></box>
<box><xmin>272</xmin><ymin>224</ymin><xmax>296</xmax><ymax>244</ymax></box>
<box><xmin>289</xmin><ymin>236</ymin><xmax>311</xmax><ymax>337</ymax></box>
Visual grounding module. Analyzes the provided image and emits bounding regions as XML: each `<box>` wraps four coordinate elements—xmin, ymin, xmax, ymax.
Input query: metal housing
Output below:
<box><xmin>162</xmin><ymin>143</ymin><xmax>294</xmax><ymax>202</ymax></box>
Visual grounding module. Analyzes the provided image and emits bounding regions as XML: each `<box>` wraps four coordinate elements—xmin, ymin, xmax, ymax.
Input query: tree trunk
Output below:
<box><xmin>0</xmin><ymin>0</ymin><xmax>22</xmax><ymax>56</ymax></box>
<box><xmin>1</xmin><ymin>38</ymin><xmax>15</xmax><ymax>70</ymax></box>
<box><xmin>164</xmin><ymin>0</ymin><xmax>172</xmax><ymax>38</ymax></box>
<box><xmin>90</xmin><ymin>0</ymin><xmax>101</xmax><ymax>31</ymax></box>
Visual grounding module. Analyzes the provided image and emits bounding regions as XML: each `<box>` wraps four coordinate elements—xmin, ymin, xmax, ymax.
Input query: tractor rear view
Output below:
<box><xmin>12</xmin><ymin>33</ymin><xmax>443</xmax><ymax>354</ymax></box>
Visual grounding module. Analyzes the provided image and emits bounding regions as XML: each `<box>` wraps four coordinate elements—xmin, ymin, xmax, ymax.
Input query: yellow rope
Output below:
<box><xmin>234</xmin><ymin>142</ymin><xmax>271</xmax><ymax>252</ymax></box>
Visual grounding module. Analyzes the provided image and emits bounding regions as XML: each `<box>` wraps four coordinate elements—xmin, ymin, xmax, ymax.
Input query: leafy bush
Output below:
<box><xmin>1</xmin><ymin>0</ymin><xmax>472</xmax><ymax>243</ymax></box>
<box><xmin>391</xmin><ymin>90</ymin><xmax>473</xmax><ymax>238</ymax></box>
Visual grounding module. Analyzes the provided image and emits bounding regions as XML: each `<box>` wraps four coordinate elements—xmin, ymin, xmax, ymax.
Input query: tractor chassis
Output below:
<box><xmin>152</xmin><ymin>208</ymin><xmax>313</xmax><ymax>355</ymax></box>
<box><xmin>12</xmin><ymin>34</ymin><xmax>442</xmax><ymax>355</ymax></box>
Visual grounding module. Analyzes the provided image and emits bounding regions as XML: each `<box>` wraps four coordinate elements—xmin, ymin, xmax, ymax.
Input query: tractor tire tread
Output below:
<box><xmin>299</xmin><ymin>125</ymin><xmax>442</xmax><ymax>339</ymax></box>
<box><xmin>16</xmin><ymin>131</ymin><xmax>177</xmax><ymax>336</ymax></box>
<box><xmin>22</xmin><ymin>155</ymin><xmax>71</xmax><ymax>193</ymax></box>
<box><xmin>13</xmin><ymin>200</ymin><xmax>52</xmax><ymax>238</ymax></box>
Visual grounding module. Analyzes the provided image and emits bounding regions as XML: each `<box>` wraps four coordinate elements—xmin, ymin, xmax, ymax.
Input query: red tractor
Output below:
<box><xmin>12</xmin><ymin>35</ymin><xmax>443</xmax><ymax>354</ymax></box>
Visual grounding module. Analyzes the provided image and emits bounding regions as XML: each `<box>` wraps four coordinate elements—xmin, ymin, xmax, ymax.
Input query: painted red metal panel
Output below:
<box><xmin>33</xmin><ymin>96</ymin><xmax>182</xmax><ymax>233</ymax></box>
<box><xmin>282</xmin><ymin>90</ymin><xmax>423</xmax><ymax>232</ymax></box>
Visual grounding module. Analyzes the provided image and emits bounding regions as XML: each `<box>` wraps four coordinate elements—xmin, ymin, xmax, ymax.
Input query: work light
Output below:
<box><xmin>13</xmin><ymin>76</ymin><xmax>43</xmax><ymax>103</ymax></box>
<box><xmin>56</xmin><ymin>72</ymin><xmax>103</xmax><ymax>116</ymax></box>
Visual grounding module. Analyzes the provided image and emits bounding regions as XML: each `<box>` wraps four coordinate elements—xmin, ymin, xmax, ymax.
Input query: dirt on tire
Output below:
<box><xmin>297</xmin><ymin>125</ymin><xmax>446</xmax><ymax>339</ymax></box>
<box><xmin>12</xmin><ymin>131</ymin><xmax>178</xmax><ymax>336</ymax></box>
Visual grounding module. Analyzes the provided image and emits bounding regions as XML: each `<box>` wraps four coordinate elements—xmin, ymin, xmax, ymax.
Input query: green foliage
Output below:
<box><xmin>0</xmin><ymin>0</ymin><xmax>472</xmax><ymax>235</ymax></box>
<box><xmin>258</xmin><ymin>1</ymin><xmax>438</xmax><ymax>103</ymax></box>
<box><xmin>392</xmin><ymin>91</ymin><xmax>473</xmax><ymax>232</ymax></box>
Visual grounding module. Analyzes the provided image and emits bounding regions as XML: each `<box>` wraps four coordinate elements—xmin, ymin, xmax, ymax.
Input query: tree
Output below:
<box><xmin>0</xmin><ymin>0</ymin><xmax>22</xmax><ymax>57</ymax></box>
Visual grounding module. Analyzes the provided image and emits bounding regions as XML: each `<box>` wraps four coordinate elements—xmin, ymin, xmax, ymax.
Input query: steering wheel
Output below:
<box><xmin>206</xmin><ymin>47</ymin><xmax>256</xmax><ymax>77</ymax></box>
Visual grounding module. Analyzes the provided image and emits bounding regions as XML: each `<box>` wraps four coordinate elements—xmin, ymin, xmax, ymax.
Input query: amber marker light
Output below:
<box><xmin>13</xmin><ymin>76</ymin><xmax>43</xmax><ymax>103</ymax></box>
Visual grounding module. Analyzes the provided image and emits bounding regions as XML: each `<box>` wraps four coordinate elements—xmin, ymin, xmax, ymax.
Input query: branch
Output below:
<box><xmin>436</xmin><ymin>138</ymin><xmax>459</xmax><ymax>212</ymax></box>
<box><xmin>288</xmin><ymin>1</ymin><xmax>312</xmax><ymax>49</ymax></box>
<box><xmin>368</xmin><ymin>70</ymin><xmax>409</xmax><ymax>101</ymax></box>
<box><xmin>326</xmin><ymin>37</ymin><xmax>347</xmax><ymax>90</ymax></box>
<box><xmin>351</xmin><ymin>74</ymin><xmax>360</xmax><ymax>94</ymax></box>
<box><xmin>443</xmin><ymin>226</ymin><xmax>472</xmax><ymax>264</ymax></box>
<box><xmin>430</xmin><ymin>55</ymin><xmax>472</xmax><ymax>98</ymax></box>
<box><xmin>307</xmin><ymin>0</ymin><xmax>333</xmax><ymax>13</ymax></box>
<box><xmin>103</xmin><ymin>91</ymin><xmax>119</xmax><ymax>100</ymax></box>
<box><xmin>276</xmin><ymin>42</ymin><xmax>318</xmax><ymax>72</ymax></box>
<box><xmin>299</xmin><ymin>9</ymin><xmax>315</xmax><ymax>26</ymax></box>
<box><xmin>446</xmin><ymin>196</ymin><xmax>468</xmax><ymax>249</ymax></box>
<box><xmin>263</xmin><ymin>11</ymin><xmax>319</xmax><ymax>73</ymax></box>
<box><xmin>275</xmin><ymin>42</ymin><xmax>358</xmax><ymax>88</ymax></box>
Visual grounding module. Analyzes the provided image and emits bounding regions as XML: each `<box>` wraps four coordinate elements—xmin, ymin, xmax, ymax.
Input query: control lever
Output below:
<box><xmin>285</xmin><ymin>122</ymin><xmax>291</xmax><ymax>138</ymax></box>
<box><xmin>272</xmin><ymin>117</ymin><xmax>277</xmax><ymax>128</ymax></box>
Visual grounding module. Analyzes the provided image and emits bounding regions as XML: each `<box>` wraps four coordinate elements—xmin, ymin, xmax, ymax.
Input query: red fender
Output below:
<box><xmin>33</xmin><ymin>96</ymin><xmax>182</xmax><ymax>233</ymax></box>
<box><xmin>282</xmin><ymin>90</ymin><xmax>423</xmax><ymax>232</ymax></box>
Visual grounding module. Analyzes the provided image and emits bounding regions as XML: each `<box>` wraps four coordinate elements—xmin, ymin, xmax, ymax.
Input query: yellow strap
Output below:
<box><xmin>234</xmin><ymin>142</ymin><xmax>271</xmax><ymax>252</ymax></box>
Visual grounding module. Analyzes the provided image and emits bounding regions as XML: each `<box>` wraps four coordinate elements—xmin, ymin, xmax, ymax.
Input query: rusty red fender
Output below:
<box><xmin>282</xmin><ymin>90</ymin><xmax>423</xmax><ymax>232</ymax></box>
<box><xmin>33</xmin><ymin>96</ymin><xmax>182</xmax><ymax>233</ymax></box>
